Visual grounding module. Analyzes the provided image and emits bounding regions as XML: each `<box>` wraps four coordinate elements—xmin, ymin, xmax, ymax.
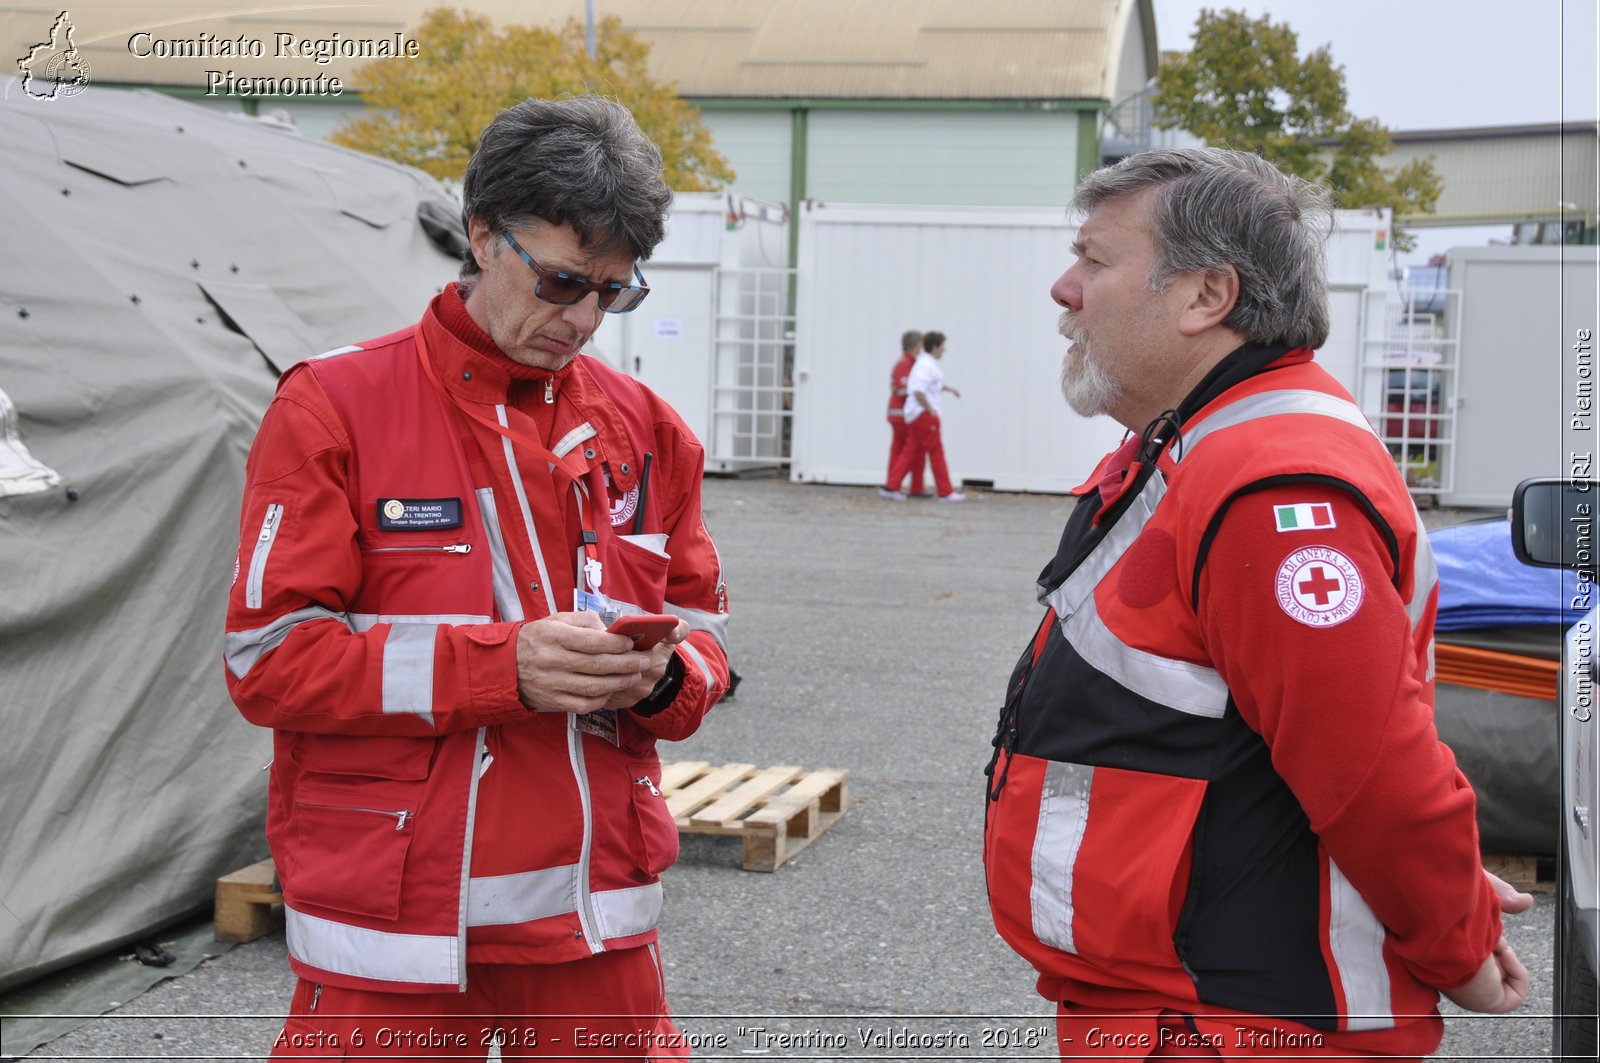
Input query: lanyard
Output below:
<box><xmin>413</xmin><ymin>324</ymin><xmax>608</xmax><ymax>593</ymax></box>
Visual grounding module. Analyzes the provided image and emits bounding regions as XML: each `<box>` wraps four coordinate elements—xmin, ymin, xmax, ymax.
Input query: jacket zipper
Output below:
<box><xmin>568</xmin><ymin>720</ymin><xmax>601</xmax><ymax>951</ymax></box>
<box><xmin>296</xmin><ymin>802</ymin><xmax>413</xmax><ymax>830</ymax></box>
<box><xmin>544</xmin><ymin>379</ymin><xmax>554</xmax><ymax>404</ymax></box>
<box><xmin>363</xmin><ymin>543</ymin><xmax>473</xmax><ymax>554</ymax></box>
<box><xmin>245</xmin><ymin>503</ymin><xmax>283</xmax><ymax>609</ymax></box>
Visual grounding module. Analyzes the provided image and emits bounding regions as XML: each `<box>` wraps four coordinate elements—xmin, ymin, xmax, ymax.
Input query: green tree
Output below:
<box><xmin>330</xmin><ymin>6</ymin><xmax>734</xmax><ymax>191</ymax></box>
<box><xmin>1153</xmin><ymin>8</ymin><xmax>1439</xmax><ymax>251</ymax></box>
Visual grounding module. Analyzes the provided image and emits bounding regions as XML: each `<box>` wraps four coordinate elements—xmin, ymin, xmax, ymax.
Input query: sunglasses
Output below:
<box><xmin>500</xmin><ymin>230</ymin><xmax>650</xmax><ymax>313</ymax></box>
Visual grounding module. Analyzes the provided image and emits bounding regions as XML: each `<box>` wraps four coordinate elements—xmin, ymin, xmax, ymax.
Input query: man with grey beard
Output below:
<box><xmin>982</xmin><ymin>148</ymin><xmax>1528</xmax><ymax>1060</ymax></box>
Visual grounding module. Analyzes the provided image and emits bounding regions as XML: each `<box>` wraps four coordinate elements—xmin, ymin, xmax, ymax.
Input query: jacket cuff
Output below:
<box><xmin>463</xmin><ymin>621</ymin><xmax>531</xmax><ymax>725</ymax></box>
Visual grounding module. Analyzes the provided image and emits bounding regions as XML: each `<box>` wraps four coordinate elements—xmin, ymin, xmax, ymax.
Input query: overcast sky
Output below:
<box><xmin>1152</xmin><ymin>1</ymin><xmax>1597</xmax><ymax>264</ymax></box>
<box><xmin>1152</xmin><ymin>0</ymin><xmax>1598</xmax><ymax>130</ymax></box>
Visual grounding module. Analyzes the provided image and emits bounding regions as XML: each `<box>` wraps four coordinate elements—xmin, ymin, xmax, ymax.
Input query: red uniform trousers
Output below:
<box><xmin>1055</xmin><ymin>1006</ymin><xmax>1419</xmax><ymax>1062</ymax></box>
<box><xmin>271</xmin><ymin>946</ymin><xmax>686</xmax><ymax>1061</ymax></box>
<box><xmin>884</xmin><ymin>418</ymin><xmax>925</xmax><ymax>494</ymax></box>
<box><xmin>887</xmin><ymin>413</ymin><xmax>953</xmax><ymax>498</ymax></box>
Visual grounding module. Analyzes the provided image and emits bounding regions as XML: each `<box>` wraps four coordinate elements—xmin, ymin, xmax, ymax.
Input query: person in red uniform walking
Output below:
<box><xmin>982</xmin><ymin>148</ymin><xmax>1528</xmax><ymax>1060</ymax></box>
<box><xmin>885</xmin><ymin>331</ymin><xmax>965</xmax><ymax>502</ymax></box>
<box><xmin>880</xmin><ymin>329</ymin><xmax>924</xmax><ymax>499</ymax></box>
<box><xmin>224</xmin><ymin>96</ymin><xmax>730</xmax><ymax>1060</ymax></box>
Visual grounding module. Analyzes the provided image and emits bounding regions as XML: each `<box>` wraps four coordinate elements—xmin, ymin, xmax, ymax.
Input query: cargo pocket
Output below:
<box><xmin>285</xmin><ymin>735</ymin><xmax>432</xmax><ymax>921</ymax></box>
<box><xmin>1064</xmin><ymin>766</ymin><xmax>1208</xmax><ymax>969</ymax></box>
<box><xmin>290</xmin><ymin>797</ymin><xmax>417</xmax><ymax>920</ymax></box>
<box><xmin>627</xmin><ymin>760</ymin><xmax>679</xmax><ymax>877</ymax></box>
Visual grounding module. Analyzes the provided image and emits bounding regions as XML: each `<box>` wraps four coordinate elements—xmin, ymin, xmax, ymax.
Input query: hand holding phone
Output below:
<box><xmin>606</xmin><ymin>613</ymin><xmax>679</xmax><ymax>650</ymax></box>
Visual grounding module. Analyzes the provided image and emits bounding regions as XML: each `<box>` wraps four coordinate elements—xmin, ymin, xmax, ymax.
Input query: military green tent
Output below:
<box><xmin>0</xmin><ymin>82</ymin><xmax>463</xmax><ymax>990</ymax></box>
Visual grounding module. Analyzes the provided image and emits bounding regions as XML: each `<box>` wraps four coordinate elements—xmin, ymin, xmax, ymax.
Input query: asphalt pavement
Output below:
<box><xmin>18</xmin><ymin>478</ymin><xmax>1560</xmax><ymax>1061</ymax></box>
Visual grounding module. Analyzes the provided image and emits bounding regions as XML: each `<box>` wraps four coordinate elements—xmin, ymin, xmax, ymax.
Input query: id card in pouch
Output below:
<box><xmin>576</xmin><ymin>547</ymin><xmax>624</xmax><ymax>746</ymax></box>
<box><xmin>574</xmin><ymin>708</ymin><xmax>620</xmax><ymax>745</ymax></box>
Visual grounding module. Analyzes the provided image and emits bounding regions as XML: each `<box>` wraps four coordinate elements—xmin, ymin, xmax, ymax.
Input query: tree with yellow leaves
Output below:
<box><xmin>331</xmin><ymin>7</ymin><xmax>733</xmax><ymax>191</ymax></box>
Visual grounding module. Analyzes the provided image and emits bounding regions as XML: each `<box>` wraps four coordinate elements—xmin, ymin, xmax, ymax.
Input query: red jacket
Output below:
<box><xmin>224</xmin><ymin>286</ymin><xmax>729</xmax><ymax>993</ymax></box>
<box><xmin>886</xmin><ymin>353</ymin><xmax>915</xmax><ymax>422</ymax></box>
<box><xmin>984</xmin><ymin>352</ymin><xmax>1497</xmax><ymax>1058</ymax></box>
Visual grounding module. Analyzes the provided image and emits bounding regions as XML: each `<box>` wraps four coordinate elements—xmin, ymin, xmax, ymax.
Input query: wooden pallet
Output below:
<box><xmin>214</xmin><ymin>857</ymin><xmax>283</xmax><ymax>942</ymax></box>
<box><xmin>661</xmin><ymin>761</ymin><xmax>849</xmax><ymax>872</ymax></box>
<box><xmin>1482</xmin><ymin>850</ymin><xmax>1556</xmax><ymax>894</ymax></box>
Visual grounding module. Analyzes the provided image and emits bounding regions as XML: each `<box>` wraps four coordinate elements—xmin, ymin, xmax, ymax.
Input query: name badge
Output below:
<box><xmin>377</xmin><ymin>497</ymin><xmax>463</xmax><ymax>530</ymax></box>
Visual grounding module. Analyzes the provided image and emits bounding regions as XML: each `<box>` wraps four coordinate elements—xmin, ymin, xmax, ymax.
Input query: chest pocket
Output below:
<box><xmin>599</xmin><ymin>533</ymin><xmax>670</xmax><ymax>615</ymax></box>
<box><xmin>353</xmin><ymin>491</ymin><xmax>495</xmax><ymax>620</ymax></box>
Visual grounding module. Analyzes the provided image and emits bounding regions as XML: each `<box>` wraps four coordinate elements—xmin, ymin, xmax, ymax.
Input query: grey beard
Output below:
<box><xmin>1058</xmin><ymin>313</ymin><xmax>1120</xmax><ymax>418</ymax></box>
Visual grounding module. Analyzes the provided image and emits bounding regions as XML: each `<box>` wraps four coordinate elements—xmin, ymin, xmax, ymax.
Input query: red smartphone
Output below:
<box><xmin>606</xmin><ymin>613</ymin><xmax>678</xmax><ymax>650</ymax></box>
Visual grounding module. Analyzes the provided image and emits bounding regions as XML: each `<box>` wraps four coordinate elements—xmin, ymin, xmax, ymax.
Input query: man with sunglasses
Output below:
<box><xmin>225</xmin><ymin>96</ymin><xmax>730</xmax><ymax>1060</ymax></box>
<box><xmin>982</xmin><ymin>148</ymin><xmax>1528</xmax><ymax>1059</ymax></box>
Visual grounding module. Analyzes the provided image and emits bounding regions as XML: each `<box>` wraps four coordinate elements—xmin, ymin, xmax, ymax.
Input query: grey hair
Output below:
<box><xmin>1070</xmin><ymin>148</ymin><xmax>1333</xmax><ymax>350</ymax></box>
<box><xmin>460</xmin><ymin>95</ymin><xmax>673</xmax><ymax>276</ymax></box>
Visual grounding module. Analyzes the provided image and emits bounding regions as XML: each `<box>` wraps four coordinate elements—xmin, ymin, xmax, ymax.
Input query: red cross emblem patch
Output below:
<box><xmin>1275</xmin><ymin>546</ymin><xmax>1364</xmax><ymax>627</ymax></box>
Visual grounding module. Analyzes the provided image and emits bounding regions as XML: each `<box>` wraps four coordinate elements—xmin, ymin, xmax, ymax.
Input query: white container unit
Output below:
<box><xmin>789</xmin><ymin>201</ymin><xmax>1393</xmax><ymax>494</ymax></box>
<box><xmin>590</xmin><ymin>192</ymin><xmax>790</xmax><ymax>471</ymax></box>
<box><xmin>1443</xmin><ymin>245</ymin><xmax>1599</xmax><ymax>508</ymax></box>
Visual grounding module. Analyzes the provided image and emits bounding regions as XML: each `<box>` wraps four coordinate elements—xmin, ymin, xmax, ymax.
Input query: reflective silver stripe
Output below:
<box><xmin>677</xmin><ymin>638</ymin><xmax>716</xmax><ymax>691</ymax></box>
<box><xmin>1031</xmin><ymin>760</ymin><xmax>1094</xmax><ymax>955</ymax></box>
<box><xmin>463</xmin><ymin>869</ymin><xmax>663</xmax><ymax>940</ymax></box>
<box><xmin>498</xmin><ymin>404</ymin><xmax>558</xmax><ymax>615</ymax></box>
<box><xmin>1180</xmin><ymin>389</ymin><xmax>1377</xmax><ymax>457</ymax></box>
<box><xmin>474</xmin><ymin>488</ymin><xmax>524</xmax><ymax>622</ymax></box>
<box><xmin>1326</xmin><ymin>861</ymin><xmax>1394</xmax><ymax>1031</ymax></box>
<box><xmin>592</xmin><ymin>882</ymin><xmax>664</xmax><ymax>941</ymax></box>
<box><xmin>1407</xmin><ymin>508</ymin><xmax>1438</xmax><ymax>631</ymax></box>
<box><xmin>349</xmin><ymin>612</ymin><xmax>490</xmax><ymax>632</ymax></box>
<box><xmin>1033</xmin><ymin>469</ymin><xmax>1224</xmax><ymax>716</ymax></box>
<box><xmin>457</xmin><ymin>728</ymin><xmax>484</xmax><ymax>990</ymax></box>
<box><xmin>225</xmin><ymin>605</ymin><xmax>347</xmax><ymax>679</ymax></box>
<box><xmin>1061</xmin><ymin>593</ymin><xmax>1230</xmax><ymax>718</ymax></box>
<box><xmin>1039</xmin><ymin>472</ymin><xmax>1168</xmax><ymax>615</ymax></box>
<box><xmin>552</xmin><ymin>422</ymin><xmax>597</xmax><ymax>459</ymax></box>
<box><xmin>382</xmin><ymin>624</ymin><xmax>438</xmax><ymax>727</ymax></box>
<box><xmin>467</xmin><ymin>864</ymin><xmax>579</xmax><ymax>926</ymax></box>
<box><xmin>665</xmin><ymin>602</ymin><xmax>729</xmax><ymax>652</ymax></box>
<box><xmin>308</xmin><ymin>344</ymin><xmax>363</xmax><ymax>362</ymax></box>
<box><xmin>245</xmin><ymin>503</ymin><xmax>284</xmax><ymax>610</ymax></box>
<box><xmin>285</xmin><ymin>905</ymin><xmax>457</xmax><ymax>986</ymax></box>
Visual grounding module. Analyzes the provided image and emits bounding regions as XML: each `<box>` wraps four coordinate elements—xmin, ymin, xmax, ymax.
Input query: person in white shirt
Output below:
<box><xmin>885</xmin><ymin>330</ymin><xmax>965</xmax><ymax>501</ymax></box>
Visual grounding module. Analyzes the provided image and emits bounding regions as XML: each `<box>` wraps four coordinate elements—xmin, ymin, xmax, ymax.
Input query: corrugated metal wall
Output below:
<box><xmin>700</xmin><ymin>110</ymin><xmax>794</xmax><ymax>208</ymax></box>
<box><xmin>806</xmin><ymin>111</ymin><xmax>1080</xmax><ymax>207</ymax></box>
<box><xmin>1387</xmin><ymin>129</ymin><xmax>1599</xmax><ymax>226</ymax></box>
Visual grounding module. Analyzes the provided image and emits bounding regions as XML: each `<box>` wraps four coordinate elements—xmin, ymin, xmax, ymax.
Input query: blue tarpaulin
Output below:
<box><xmin>1430</xmin><ymin>520</ymin><xmax>1588</xmax><ymax>630</ymax></box>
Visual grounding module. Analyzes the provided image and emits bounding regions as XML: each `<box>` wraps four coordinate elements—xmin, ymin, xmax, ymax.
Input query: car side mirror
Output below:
<box><xmin>1511</xmin><ymin>477</ymin><xmax>1596</xmax><ymax>575</ymax></box>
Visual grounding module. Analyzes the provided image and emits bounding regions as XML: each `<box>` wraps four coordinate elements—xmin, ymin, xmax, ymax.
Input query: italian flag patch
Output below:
<box><xmin>1274</xmin><ymin>502</ymin><xmax>1336</xmax><ymax>532</ymax></box>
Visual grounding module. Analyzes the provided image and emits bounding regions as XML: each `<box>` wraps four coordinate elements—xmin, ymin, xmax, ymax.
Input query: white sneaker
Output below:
<box><xmin>939</xmin><ymin>491</ymin><xmax>967</xmax><ymax>502</ymax></box>
<box><xmin>879</xmin><ymin>488</ymin><xmax>908</xmax><ymax>501</ymax></box>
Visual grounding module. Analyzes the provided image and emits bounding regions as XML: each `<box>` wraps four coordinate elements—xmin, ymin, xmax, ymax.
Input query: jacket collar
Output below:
<box><xmin>418</xmin><ymin>283</ymin><xmax>641</xmax><ymax>494</ymax></box>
